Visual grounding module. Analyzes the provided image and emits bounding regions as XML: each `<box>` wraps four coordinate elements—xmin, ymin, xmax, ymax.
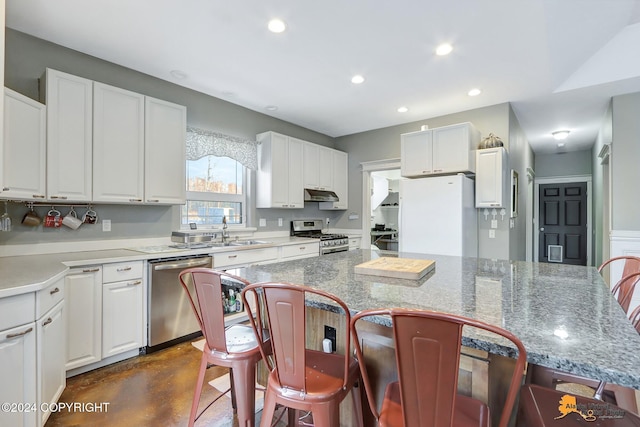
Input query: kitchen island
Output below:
<box><xmin>237</xmin><ymin>249</ymin><xmax>640</xmax><ymax>390</ymax></box>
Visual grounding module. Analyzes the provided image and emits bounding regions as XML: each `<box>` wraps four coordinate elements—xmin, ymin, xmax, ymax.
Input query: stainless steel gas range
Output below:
<box><xmin>290</xmin><ymin>219</ymin><xmax>349</xmax><ymax>255</ymax></box>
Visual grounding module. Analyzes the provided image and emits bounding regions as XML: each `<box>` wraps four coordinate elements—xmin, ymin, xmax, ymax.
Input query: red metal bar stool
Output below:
<box><xmin>179</xmin><ymin>268</ymin><xmax>266</xmax><ymax>427</ymax></box>
<box><xmin>241</xmin><ymin>282</ymin><xmax>363</xmax><ymax>427</ymax></box>
<box><xmin>350</xmin><ymin>308</ymin><xmax>528</xmax><ymax>427</ymax></box>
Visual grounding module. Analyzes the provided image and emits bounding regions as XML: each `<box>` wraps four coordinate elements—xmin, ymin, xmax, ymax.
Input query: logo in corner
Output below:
<box><xmin>555</xmin><ymin>394</ymin><xmax>625</xmax><ymax>421</ymax></box>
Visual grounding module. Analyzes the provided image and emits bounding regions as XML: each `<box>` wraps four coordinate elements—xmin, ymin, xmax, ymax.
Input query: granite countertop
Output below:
<box><xmin>237</xmin><ymin>249</ymin><xmax>640</xmax><ymax>389</ymax></box>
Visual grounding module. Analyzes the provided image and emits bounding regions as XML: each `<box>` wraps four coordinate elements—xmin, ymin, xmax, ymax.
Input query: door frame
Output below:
<box><xmin>534</xmin><ymin>175</ymin><xmax>592</xmax><ymax>265</ymax></box>
<box><xmin>361</xmin><ymin>158</ymin><xmax>401</xmax><ymax>249</ymax></box>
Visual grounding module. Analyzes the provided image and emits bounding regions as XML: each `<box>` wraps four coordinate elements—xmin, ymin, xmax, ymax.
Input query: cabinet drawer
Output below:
<box><xmin>213</xmin><ymin>247</ymin><xmax>278</xmax><ymax>268</ymax></box>
<box><xmin>348</xmin><ymin>237</ymin><xmax>361</xmax><ymax>250</ymax></box>
<box><xmin>36</xmin><ymin>277</ymin><xmax>64</xmax><ymax>319</ymax></box>
<box><xmin>281</xmin><ymin>242</ymin><xmax>319</xmax><ymax>259</ymax></box>
<box><xmin>103</xmin><ymin>261</ymin><xmax>143</xmax><ymax>283</ymax></box>
<box><xmin>0</xmin><ymin>293</ymin><xmax>35</xmax><ymax>331</ymax></box>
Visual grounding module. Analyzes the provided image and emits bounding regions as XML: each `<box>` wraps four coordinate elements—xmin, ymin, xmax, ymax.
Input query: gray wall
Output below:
<box><xmin>611</xmin><ymin>92</ymin><xmax>640</xmax><ymax>231</ymax></box>
<box><xmin>591</xmin><ymin>103</ymin><xmax>613</xmax><ymax>267</ymax></box>
<box><xmin>3</xmin><ymin>29</ymin><xmax>341</xmax><ymax>245</ymax></box>
<box><xmin>335</xmin><ymin>103</ymin><xmax>533</xmax><ymax>260</ymax></box>
<box><xmin>535</xmin><ymin>150</ymin><xmax>593</xmax><ymax>177</ymax></box>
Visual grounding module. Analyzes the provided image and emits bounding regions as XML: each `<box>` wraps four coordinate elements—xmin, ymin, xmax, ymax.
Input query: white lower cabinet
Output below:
<box><xmin>348</xmin><ymin>237</ymin><xmax>361</xmax><ymax>250</ymax></box>
<box><xmin>213</xmin><ymin>247</ymin><xmax>279</xmax><ymax>269</ymax></box>
<box><xmin>0</xmin><ymin>320</ymin><xmax>37</xmax><ymax>427</ymax></box>
<box><xmin>0</xmin><ymin>284</ymin><xmax>65</xmax><ymax>427</ymax></box>
<box><xmin>36</xmin><ymin>301</ymin><xmax>65</xmax><ymax>426</ymax></box>
<box><xmin>102</xmin><ymin>262</ymin><xmax>144</xmax><ymax>358</ymax></box>
<box><xmin>280</xmin><ymin>242</ymin><xmax>319</xmax><ymax>260</ymax></box>
<box><xmin>65</xmin><ymin>267</ymin><xmax>102</xmax><ymax>370</ymax></box>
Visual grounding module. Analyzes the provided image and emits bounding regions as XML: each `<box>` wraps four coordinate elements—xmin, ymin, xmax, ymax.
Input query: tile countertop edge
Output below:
<box><xmin>0</xmin><ymin>236</ymin><xmax>319</xmax><ymax>298</ymax></box>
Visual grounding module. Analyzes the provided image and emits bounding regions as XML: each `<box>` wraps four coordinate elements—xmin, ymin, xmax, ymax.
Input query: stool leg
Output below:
<box><xmin>230</xmin><ymin>360</ymin><xmax>257</xmax><ymax>427</ymax></box>
<box><xmin>259</xmin><ymin>389</ymin><xmax>277</xmax><ymax>427</ymax></box>
<box><xmin>309</xmin><ymin>401</ymin><xmax>339</xmax><ymax>427</ymax></box>
<box><xmin>189</xmin><ymin>353</ymin><xmax>209</xmax><ymax>427</ymax></box>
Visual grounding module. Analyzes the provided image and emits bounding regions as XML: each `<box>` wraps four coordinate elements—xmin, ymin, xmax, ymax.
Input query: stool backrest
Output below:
<box><xmin>179</xmin><ymin>268</ymin><xmax>250</xmax><ymax>353</ymax></box>
<box><xmin>241</xmin><ymin>282</ymin><xmax>353</xmax><ymax>394</ymax></box>
<box><xmin>351</xmin><ymin>308</ymin><xmax>527</xmax><ymax>427</ymax></box>
<box><xmin>598</xmin><ymin>256</ymin><xmax>640</xmax><ymax>312</ymax></box>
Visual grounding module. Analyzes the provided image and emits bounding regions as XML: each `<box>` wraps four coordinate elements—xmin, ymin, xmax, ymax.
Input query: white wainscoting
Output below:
<box><xmin>610</xmin><ymin>230</ymin><xmax>640</xmax><ymax>314</ymax></box>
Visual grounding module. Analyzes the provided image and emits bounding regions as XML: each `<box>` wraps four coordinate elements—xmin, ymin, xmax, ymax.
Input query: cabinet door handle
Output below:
<box><xmin>299</xmin><ymin>246</ymin><xmax>306</xmax><ymax>250</ymax></box>
<box><xmin>117</xmin><ymin>266</ymin><xmax>132</xmax><ymax>272</ymax></box>
<box><xmin>42</xmin><ymin>317</ymin><xmax>53</xmax><ymax>327</ymax></box>
<box><xmin>6</xmin><ymin>327</ymin><xmax>33</xmax><ymax>339</ymax></box>
<box><xmin>49</xmin><ymin>287</ymin><xmax>60</xmax><ymax>295</ymax></box>
<box><xmin>2</xmin><ymin>187</ymin><xmax>10</xmax><ymax>191</ymax></box>
<box><xmin>129</xmin><ymin>198</ymin><xmax>143</xmax><ymax>202</ymax></box>
<box><xmin>82</xmin><ymin>268</ymin><xmax>100</xmax><ymax>273</ymax></box>
<box><xmin>33</xmin><ymin>194</ymin><xmax>46</xmax><ymax>198</ymax></box>
<box><xmin>146</xmin><ymin>199</ymin><xmax>159</xmax><ymax>203</ymax></box>
<box><xmin>129</xmin><ymin>280</ymin><xmax>142</xmax><ymax>286</ymax></box>
<box><xmin>50</xmin><ymin>195</ymin><xmax>68</xmax><ymax>200</ymax></box>
<box><xmin>228</xmin><ymin>255</ymin><xmax>238</xmax><ymax>259</ymax></box>
<box><xmin>433</xmin><ymin>169</ymin><xmax>443</xmax><ymax>172</ymax></box>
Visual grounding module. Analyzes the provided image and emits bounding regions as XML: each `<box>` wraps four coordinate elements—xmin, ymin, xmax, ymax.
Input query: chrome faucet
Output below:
<box><xmin>221</xmin><ymin>216</ymin><xmax>229</xmax><ymax>243</ymax></box>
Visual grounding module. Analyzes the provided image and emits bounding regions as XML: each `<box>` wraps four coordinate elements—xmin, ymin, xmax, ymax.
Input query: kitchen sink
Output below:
<box><xmin>229</xmin><ymin>240</ymin><xmax>271</xmax><ymax>246</ymax></box>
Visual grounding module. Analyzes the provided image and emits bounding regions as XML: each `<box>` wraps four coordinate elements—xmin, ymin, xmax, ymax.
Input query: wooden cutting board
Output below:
<box><xmin>354</xmin><ymin>257</ymin><xmax>435</xmax><ymax>280</ymax></box>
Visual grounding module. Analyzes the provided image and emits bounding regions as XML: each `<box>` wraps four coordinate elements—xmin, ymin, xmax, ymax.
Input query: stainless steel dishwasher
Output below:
<box><xmin>147</xmin><ymin>255</ymin><xmax>212</xmax><ymax>352</ymax></box>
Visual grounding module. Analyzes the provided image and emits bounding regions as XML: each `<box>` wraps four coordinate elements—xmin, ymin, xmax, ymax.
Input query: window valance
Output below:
<box><xmin>186</xmin><ymin>127</ymin><xmax>259</xmax><ymax>170</ymax></box>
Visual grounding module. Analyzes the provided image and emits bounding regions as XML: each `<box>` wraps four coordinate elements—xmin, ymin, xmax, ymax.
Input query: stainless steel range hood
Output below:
<box><xmin>304</xmin><ymin>188</ymin><xmax>339</xmax><ymax>202</ymax></box>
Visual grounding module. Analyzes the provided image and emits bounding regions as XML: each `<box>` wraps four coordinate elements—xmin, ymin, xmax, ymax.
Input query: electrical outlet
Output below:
<box><xmin>489</xmin><ymin>229</ymin><xmax>495</xmax><ymax>239</ymax></box>
<box><xmin>102</xmin><ymin>219</ymin><xmax>111</xmax><ymax>232</ymax></box>
<box><xmin>259</xmin><ymin>218</ymin><xmax>266</xmax><ymax>227</ymax></box>
<box><xmin>324</xmin><ymin>325</ymin><xmax>336</xmax><ymax>353</ymax></box>
<box><xmin>491</xmin><ymin>219</ymin><xmax>498</xmax><ymax>229</ymax></box>
<box><xmin>278</xmin><ymin>218</ymin><xmax>283</xmax><ymax>227</ymax></box>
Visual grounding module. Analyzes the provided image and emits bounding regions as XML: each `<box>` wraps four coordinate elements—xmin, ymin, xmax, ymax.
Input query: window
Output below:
<box><xmin>181</xmin><ymin>155</ymin><xmax>246</xmax><ymax>227</ymax></box>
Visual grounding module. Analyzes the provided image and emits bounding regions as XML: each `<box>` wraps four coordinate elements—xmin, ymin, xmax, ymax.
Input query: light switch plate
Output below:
<box><xmin>102</xmin><ymin>219</ymin><xmax>111</xmax><ymax>232</ymax></box>
<box><xmin>491</xmin><ymin>219</ymin><xmax>498</xmax><ymax>229</ymax></box>
<box><xmin>259</xmin><ymin>218</ymin><xmax>266</xmax><ymax>227</ymax></box>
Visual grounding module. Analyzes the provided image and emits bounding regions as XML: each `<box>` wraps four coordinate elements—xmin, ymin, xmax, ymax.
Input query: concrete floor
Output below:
<box><xmin>45</xmin><ymin>342</ymin><xmax>255</xmax><ymax>427</ymax></box>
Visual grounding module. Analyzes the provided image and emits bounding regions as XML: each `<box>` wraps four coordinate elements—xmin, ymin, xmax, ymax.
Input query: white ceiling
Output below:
<box><xmin>6</xmin><ymin>0</ymin><xmax>640</xmax><ymax>154</ymax></box>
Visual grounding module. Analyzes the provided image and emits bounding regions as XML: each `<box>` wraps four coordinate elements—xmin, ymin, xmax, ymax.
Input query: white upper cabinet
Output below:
<box><xmin>476</xmin><ymin>147</ymin><xmax>509</xmax><ymax>208</ymax></box>
<box><xmin>401</xmin><ymin>122</ymin><xmax>479</xmax><ymax>177</ymax></box>
<box><xmin>303</xmin><ymin>142</ymin><xmax>333</xmax><ymax>190</ymax></box>
<box><xmin>93</xmin><ymin>82</ymin><xmax>145</xmax><ymax>203</ymax></box>
<box><xmin>319</xmin><ymin>149</ymin><xmax>348</xmax><ymax>210</ymax></box>
<box><xmin>42</xmin><ymin>68</ymin><xmax>93</xmax><ymax>202</ymax></box>
<box><xmin>256</xmin><ymin>131</ymin><xmax>304</xmax><ymax>208</ymax></box>
<box><xmin>2</xmin><ymin>88</ymin><xmax>46</xmax><ymax>200</ymax></box>
<box><xmin>144</xmin><ymin>97</ymin><xmax>187</xmax><ymax>204</ymax></box>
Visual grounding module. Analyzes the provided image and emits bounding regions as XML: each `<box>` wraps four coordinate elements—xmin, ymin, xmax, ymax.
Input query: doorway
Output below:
<box><xmin>361</xmin><ymin>159</ymin><xmax>401</xmax><ymax>250</ymax></box>
<box><xmin>370</xmin><ymin>170</ymin><xmax>401</xmax><ymax>251</ymax></box>
<box><xmin>534</xmin><ymin>175</ymin><xmax>592</xmax><ymax>266</ymax></box>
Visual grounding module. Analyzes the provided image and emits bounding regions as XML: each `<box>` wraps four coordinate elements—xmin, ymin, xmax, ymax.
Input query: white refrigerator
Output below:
<box><xmin>398</xmin><ymin>174</ymin><xmax>477</xmax><ymax>257</ymax></box>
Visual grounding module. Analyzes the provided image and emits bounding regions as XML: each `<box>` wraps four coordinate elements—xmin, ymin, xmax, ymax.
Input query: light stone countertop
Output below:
<box><xmin>236</xmin><ymin>249</ymin><xmax>640</xmax><ymax>389</ymax></box>
<box><xmin>0</xmin><ymin>236</ymin><xmax>316</xmax><ymax>298</ymax></box>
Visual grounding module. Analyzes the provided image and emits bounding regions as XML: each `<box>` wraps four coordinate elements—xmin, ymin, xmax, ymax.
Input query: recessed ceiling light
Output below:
<box><xmin>435</xmin><ymin>43</ymin><xmax>453</xmax><ymax>56</ymax></box>
<box><xmin>351</xmin><ymin>75</ymin><xmax>365</xmax><ymax>84</ymax></box>
<box><xmin>468</xmin><ymin>88</ymin><xmax>482</xmax><ymax>97</ymax></box>
<box><xmin>552</xmin><ymin>130</ymin><xmax>570</xmax><ymax>140</ymax></box>
<box><xmin>268</xmin><ymin>19</ymin><xmax>286</xmax><ymax>33</ymax></box>
<box><xmin>170</xmin><ymin>69</ymin><xmax>188</xmax><ymax>80</ymax></box>
<box><xmin>265</xmin><ymin>105</ymin><xmax>278</xmax><ymax>111</ymax></box>
<box><xmin>397</xmin><ymin>106</ymin><xmax>409</xmax><ymax>113</ymax></box>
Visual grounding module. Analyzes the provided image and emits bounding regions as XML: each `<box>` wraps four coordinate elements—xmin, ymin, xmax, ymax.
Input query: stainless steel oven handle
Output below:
<box><xmin>152</xmin><ymin>258</ymin><xmax>210</xmax><ymax>271</ymax></box>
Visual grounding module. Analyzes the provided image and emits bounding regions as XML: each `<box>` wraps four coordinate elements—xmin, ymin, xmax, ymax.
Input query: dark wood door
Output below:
<box><xmin>538</xmin><ymin>182</ymin><xmax>587</xmax><ymax>265</ymax></box>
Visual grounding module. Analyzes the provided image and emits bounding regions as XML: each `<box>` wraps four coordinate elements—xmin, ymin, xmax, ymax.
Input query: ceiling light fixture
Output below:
<box><xmin>268</xmin><ymin>19</ymin><xmax>286</xmax><ymax>33</ymax></box>
<box><xmin>435</xmin><ymin>43</ymin><xmax>453</xmax><ymax>56</ymax></box>
<box><xmin>468</xmin><ymin>88</ymin><xmax>482</xmax><ymax>97</ymax></box>
<box><xmin>552</xmin><ymin>130</ymin><xmax>570</xmax><ymax>140</ymax></box>
<box><xmin>265</xmin><ymin>105</ymin><xmax>278</xmax><ymax>111</ymax></box>
<box><xmin>351</xmin><ymin>75</ymin><xmax>365</xmax><ymax>84</ymax></box>
<box><xmin>397</xmin><ymin>106</ymin><xmax>408</xmax><ymax>113</ymax></box>
<box><xmin>557</xmin><ymin>142</ymin><xmax>566</xmax><ymax>148</ymax></box>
